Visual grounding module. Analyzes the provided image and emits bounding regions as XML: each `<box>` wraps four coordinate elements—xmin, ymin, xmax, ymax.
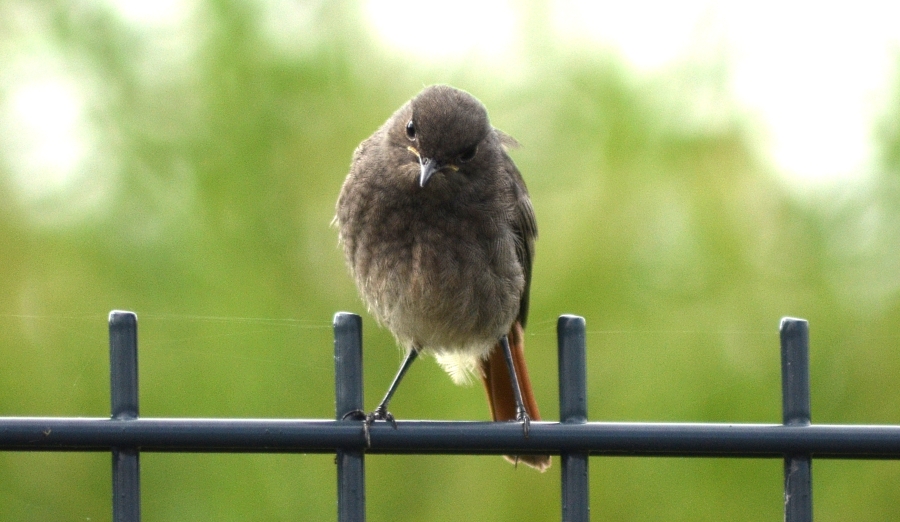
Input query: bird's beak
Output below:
<box><xmin>419</xmin><ymin>157</ymin><xmax>440</xmax><ymax>187</ymax></box>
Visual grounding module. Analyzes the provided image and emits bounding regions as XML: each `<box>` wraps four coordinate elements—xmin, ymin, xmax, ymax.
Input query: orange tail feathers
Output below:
<box><xmin>479</xmin><ymin>321</ymin><xmax>551</xmax><ymax>472</ymax></box>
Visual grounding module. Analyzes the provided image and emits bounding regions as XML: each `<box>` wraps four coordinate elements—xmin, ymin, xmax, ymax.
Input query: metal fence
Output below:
<box><xmin>2</xmin><ymin>310</ymin><xmax>900</xmax><ymax>522</ymax></box>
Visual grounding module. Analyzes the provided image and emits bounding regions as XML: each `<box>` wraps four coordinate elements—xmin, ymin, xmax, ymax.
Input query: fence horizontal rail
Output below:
<box><xmin>3</xmin><ymin>417</ymin><xmax>900</xmax><ymax>458</ymax></box>
<box><xmin>3</xmin><ymin>313</ymin><xmax>894</xmax><ymax>521</ymax></box>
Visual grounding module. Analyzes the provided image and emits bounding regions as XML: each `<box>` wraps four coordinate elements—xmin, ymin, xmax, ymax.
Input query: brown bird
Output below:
<box><xmin>335</xmin><ymin>85</ymin><xmax>549</xmax><ymax>471</ymax></box>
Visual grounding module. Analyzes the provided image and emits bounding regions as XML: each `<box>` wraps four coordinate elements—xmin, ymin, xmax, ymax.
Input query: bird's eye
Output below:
<box><xmin>459</xmin><ymin>145</ymin><xmax>477</xmax><ymax>163</ymax></box>
<box><xmin>405</xmin><ymin>120</ymin><xmax>416</xmax><ymax>140</ymax></box>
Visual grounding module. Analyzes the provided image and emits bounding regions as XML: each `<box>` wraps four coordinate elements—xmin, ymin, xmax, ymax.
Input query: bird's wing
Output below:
<box><xmin>505</xmin><ymin>155</ymin><xmax>537</xmax><ymax>328</ymax></box>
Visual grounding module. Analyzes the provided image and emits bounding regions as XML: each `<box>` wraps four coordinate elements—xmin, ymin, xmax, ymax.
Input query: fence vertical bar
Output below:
<box><xmin>781</xmin><ymin>317</ymin><xmax>811</xmax><ymax>522</ymax></box>
<box><xmin>558</xmin><ymin>315</ymin><xmax>589</xmax><ymax>522</ymax></box>
<box><xmin>334</xmin><ymin>312</ymin><xmax>365</xmax><ymax>522</ymax></box>
<box><xmin>109</xmin><ymin>310</ymin><xmax>140</xmax><ymax>522</ymax></box>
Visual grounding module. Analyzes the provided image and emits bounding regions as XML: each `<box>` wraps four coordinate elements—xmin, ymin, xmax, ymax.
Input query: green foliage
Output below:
<box><xmin>2</xmin><ymin>1</ymin><xmax>900</xmax><ymax>520</ymax></box>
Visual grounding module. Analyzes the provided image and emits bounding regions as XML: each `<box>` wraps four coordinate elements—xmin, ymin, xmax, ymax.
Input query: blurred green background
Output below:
<box><xmin>2</xmin><ymin>1</ymin><xmax>900</xmax><ymax>520</ymax></box>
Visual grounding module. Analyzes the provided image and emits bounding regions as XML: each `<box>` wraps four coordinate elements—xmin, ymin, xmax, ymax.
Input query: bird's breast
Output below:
<box><xmin>352</xmin><ymin>198</ymin><xmax>523</xmax><ymax>353</ymax></box>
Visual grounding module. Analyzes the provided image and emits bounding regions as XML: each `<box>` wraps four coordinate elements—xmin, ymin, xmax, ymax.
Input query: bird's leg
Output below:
<box><xmin>499</xmin><ymin>334</ymin><xmax>531</xmax><ymax>437</ymax></box>
<box><xmin>369</xmin><ymin>348</ymin><xmax>420</xmax><ymax>427</ymax></box>
<box><xmin>342</xmin><ymin>348</ymin><xmax>419</xmax><ymax>446</ymax></box>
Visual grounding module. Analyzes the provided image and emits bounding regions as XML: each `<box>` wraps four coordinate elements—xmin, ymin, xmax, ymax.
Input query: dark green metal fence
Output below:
<box><xmin>2</xmin><ymin>311</ymin><xmax>900</xmax><ymax>521</ymax></box>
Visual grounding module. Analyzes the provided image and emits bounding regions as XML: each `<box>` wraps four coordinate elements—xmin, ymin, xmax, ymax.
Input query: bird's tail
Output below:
<box><xmin>479</xmin><ymin>321</ymin><xmax>551</xmax><ymax>472</ymax></box>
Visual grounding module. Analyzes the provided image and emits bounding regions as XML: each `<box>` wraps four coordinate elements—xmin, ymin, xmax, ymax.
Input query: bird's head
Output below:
<box><xmin>397</xmin><ymin>85</ymin><xmax>492</xmax><ymax>188</ymax></box>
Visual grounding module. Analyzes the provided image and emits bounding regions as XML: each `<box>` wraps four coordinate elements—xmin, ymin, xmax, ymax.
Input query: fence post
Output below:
<box><xmin>558</xmin><ymin>315</ymin><xmax>589</xmax><ymax>522</ymax></box>
<box><xmin>109</xmin><ymin>310</ymin><xmax>140</xmax><ymax>522</ymax></box>
<box><xmin>334</xmin><ymin>312</ymin><xmax>365</xmax><ymax>522</ymax></box>
<box><xmin>780</xmin><ymin>317</ymin><xmax>811</xmax><ymax>522</ymax></box>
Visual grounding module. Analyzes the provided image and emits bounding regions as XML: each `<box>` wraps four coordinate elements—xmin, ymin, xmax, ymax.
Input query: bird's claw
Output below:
<box><xmin>365</xmin><ymin>406</ymin><xmax>397</xmax><ymax>429</ymax></box>
<box><xmin>516</xmin><ymin>409</ymin><xmax>532</xmax><ymax>438</ymax></box>
<box><xmin>343</xmin><ymin>406</ymin><xmax>397</xmax><ymax>447</ymax></box>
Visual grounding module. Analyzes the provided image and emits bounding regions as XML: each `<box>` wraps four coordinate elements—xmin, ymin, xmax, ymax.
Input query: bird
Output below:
<box><xmin>334</xmin><ymin>85</ymin><xmax>549</xmax><ymax>471</ymax></box>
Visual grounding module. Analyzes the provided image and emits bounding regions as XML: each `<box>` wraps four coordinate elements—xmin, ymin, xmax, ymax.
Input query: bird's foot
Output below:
<box><xmin>516</xmin><ymin>409</ymin><xmax>532</xmax><ymax>438</ymax></box>
<box><xmin>365</xmin><ymin>405</ymin><xmax>397</xmax><ymax>429</ymax></box>
<box><xmin>342</xmin><ymin>405</ymin><xmax>397</xmax><ymax>447</ymax></box>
